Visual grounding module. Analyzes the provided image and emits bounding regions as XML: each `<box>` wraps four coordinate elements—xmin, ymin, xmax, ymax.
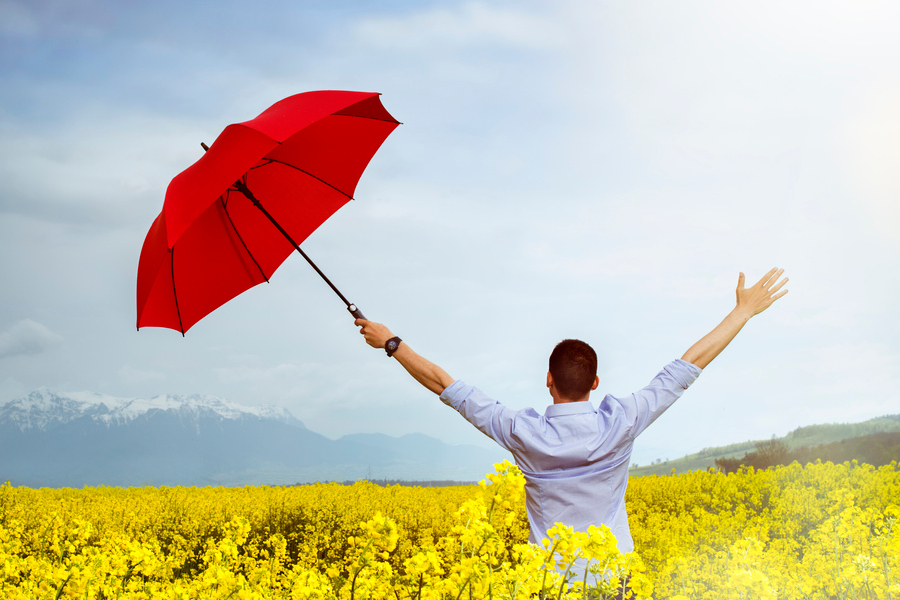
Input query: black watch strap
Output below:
<box><xmin>385</xmin><ymin>336</ymin><xmax>402</xmax><ymax>357</ymax></box>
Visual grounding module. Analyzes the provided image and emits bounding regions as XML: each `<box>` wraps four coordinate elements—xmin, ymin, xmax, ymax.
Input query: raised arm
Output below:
<box><xmin>355</xmin><ymin>319</ymin><xmax>455</xmax><ymax>395</ymax></box>
<box><xmin>681</xmin><ymin>268</ymin><xmax>789</xmax><ymax>369</ymax></box>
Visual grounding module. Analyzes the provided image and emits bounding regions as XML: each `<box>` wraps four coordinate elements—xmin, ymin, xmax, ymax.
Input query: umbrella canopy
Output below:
<box><xmin>136</xmin><ymin>91</ymin><xmax>400</xmax><ymax>334</ymax></box>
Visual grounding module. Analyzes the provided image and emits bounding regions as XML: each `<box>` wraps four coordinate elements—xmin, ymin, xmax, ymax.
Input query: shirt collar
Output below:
<box><xmin>544</xmin><ymin>400</ymin><xmax>595</xmax><ymax>418</ymax></box>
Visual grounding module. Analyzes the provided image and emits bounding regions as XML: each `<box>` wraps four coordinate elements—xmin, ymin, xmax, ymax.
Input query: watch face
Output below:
<box><xmin>387</xmin><ymin>340</ymin><xmax>398</xmax><ymax>351</ymax></box>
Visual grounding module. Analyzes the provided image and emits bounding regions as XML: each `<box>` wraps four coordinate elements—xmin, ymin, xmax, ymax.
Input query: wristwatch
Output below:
<box><xmin>384</xmin><ymin>336</ymin><xmax>402</xmax><ymax>358</ymax></box>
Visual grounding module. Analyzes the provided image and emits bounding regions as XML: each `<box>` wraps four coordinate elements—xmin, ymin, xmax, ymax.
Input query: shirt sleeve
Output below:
<box><xmin>619</xmin><ymin>359</ymin><xmax>702</xmax><ymax>440</ymax></box>
<box><xmin>439</xmin><ymin>381</ymin><xmax>517</xmax><ymax>452</ymax></box>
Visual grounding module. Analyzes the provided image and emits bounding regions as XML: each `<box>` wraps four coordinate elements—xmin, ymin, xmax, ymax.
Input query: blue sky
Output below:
<box><xmin>1</xmin><ymin>0</ymin><xmax>898</xmax><ymax>467</ymax></box>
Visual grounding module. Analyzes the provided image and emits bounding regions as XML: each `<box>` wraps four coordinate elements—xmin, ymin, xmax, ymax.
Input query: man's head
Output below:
<box><xmin>548</xmin><ymin>339</ymin><xmax>598</xmax><ymax>402</ymax></box>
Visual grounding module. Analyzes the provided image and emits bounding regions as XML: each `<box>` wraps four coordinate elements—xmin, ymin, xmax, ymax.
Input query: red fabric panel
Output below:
<box><xmin>170</xmin><ymin>197</ymin><xmax>279</xmax><ymax>332</ymax></box>
<box><xmin>163</xmin><ymin>125</ymin><xmax>276</xmax><ymax>248</ymax></box>
<box><xmin>162</xmin><ymin>92</ymin><xmax>388</xmax><ymax>249</ymax></box>
<box><xmin>216</xmin><ymin>188</ymin><xmax>296</xmax><ymax>279</ymax></box>
<box><xmin>244</xmin><ymin>162</ymin><xmax>350</xmax><ymax>248</ymax></box>
<box><xmin>136</xmin><ymin>211</ymin><xmax>168</xmax><ymax>325</ymax></box>
<box><xmin>136</xmin><ymin>212</ymin><xmax>181</xmax><ymax>330</ymax></box>
<box><xmin>140</xmin><ymin>170</ymin><xmax>351</xmax><ymax>333</ymax></box>
<box><xmin>334</xmin><ymin>95</ymin><xmax>399</xmax><ymax>123</ymax></box>
<box><xmin>136</xmin><ymin>256</ymin><xmax>181</xmax><ymax>332</ymax></box>
<box><xmin>266</xmin><ymin>115</ymin><xmax>399</xmax><ymax>198</ymax></box>
<box><xmin>240</xmin><ymin>90</ymin><xmax>380</xmax><ymax>141</ymax></box>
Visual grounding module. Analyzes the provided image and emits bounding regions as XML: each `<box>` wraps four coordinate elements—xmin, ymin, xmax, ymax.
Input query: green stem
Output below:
<box><xmin>54</xmin><ymin>573</ymin><xmax>73</xmax><ymax>600</ymax></box>
<box><xmin>350</xmin><ymin>539</ymin><xmax>375</xmax><ymax>600</ymax></box>
<box><xmin>460</xmin><ymin>515</ymin><xmax>473</xmax><ymax>561</ymax></box>
<box><xmin>454</xmin><ymin>575</ymin><xmax>473</xmax><ymax>600</ymax></box>
<box><xmin>556</xmin><ymin>562</ymin><xmax>574</xmax><ymax>600</ymax></box>
<box><xmin>581</xmin><ymin>557</ymin><xmax>593</xmax><ymax>599</ymax></box>
<box><xmin>122</xmin><ymin>560</ymin><xmax>143</xmax><ymax>592</ymax></box>
<box><xmin>539</xmin><ymin>539</ymin><xmax>560</xmax><ymax>600</ymax></box>
<box><xmin>472</xmin><ymin>535</ymin><xmax>495</xmax><ymax>558</ymax></box>
<box><xmin>350</xmin><ymin>563</ymin><xmax>366</xmax><ymax>600</ymax></box>
<box><xmin>391</xmin><ymin>581</ymin><xmax>406</xmax><ymax>600</ymax></box>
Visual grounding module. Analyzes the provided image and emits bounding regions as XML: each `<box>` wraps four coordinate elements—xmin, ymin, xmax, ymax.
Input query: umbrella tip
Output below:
<box><xmin>200</xmin><ymin>142</ymin><xmax>209</xmax><ymax>152</ymax></box>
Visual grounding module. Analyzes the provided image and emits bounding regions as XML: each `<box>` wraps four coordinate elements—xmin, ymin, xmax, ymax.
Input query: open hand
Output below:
<box><xmin>736</xmin><ymin>268</ymin><xmax>789</xmax><ymax>318</ymax></box>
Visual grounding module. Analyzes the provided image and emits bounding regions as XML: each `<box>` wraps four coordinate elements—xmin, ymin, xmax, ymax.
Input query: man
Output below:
<box><xmin>355</xmin><ymin>268</ymin><xmax>788</xmax><ymax>552</ymax></box>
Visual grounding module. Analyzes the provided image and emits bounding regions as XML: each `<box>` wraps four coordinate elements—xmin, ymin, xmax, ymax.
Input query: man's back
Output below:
<box><xmin>440</xmin><ymin>359</ymin><xmax>701</xmax><ymax>550</ymax></box>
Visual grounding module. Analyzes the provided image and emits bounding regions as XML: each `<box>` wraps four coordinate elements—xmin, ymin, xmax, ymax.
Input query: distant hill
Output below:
<box><xmin>0</xmin><ymin>389</ymin><xmax>508</xmax><ymax>487</ymax></box>
<box><xmin>787</xmin><ymin>431</ymin><xmax>900</xmax><ymax>467</ymax></box>
<box><xmin>630</xmin><ymin>414</ymin><xmax>900</xmax><ymax>477</ymax></box>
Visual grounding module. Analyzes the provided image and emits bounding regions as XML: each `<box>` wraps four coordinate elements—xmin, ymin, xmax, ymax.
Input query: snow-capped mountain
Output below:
<box><xmin>0</xmin><ymin>388</ymin><xmax>300</xmax><ymax>432</ymax></box>
<box><xmin>0</xmin><ymin>389</ymin><xmax>507</xmax><ymax>488</ymax></box>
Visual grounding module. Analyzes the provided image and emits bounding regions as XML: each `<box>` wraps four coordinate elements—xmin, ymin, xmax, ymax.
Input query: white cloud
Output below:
<box><xmin>557</xmin><ymin>2</ymin><xmax>900</xmax><ymax>189</ymax></box>
<box><xmin>0</xmin><ymin>111</ymin><xmax>216</xmax><ymax>226</ymax></box>
<box><xmin>724</xmin><ymin>0</ymin><xmax>900</xmax><ymax>61</ymax></box>
<box><xmin>841</xmin><ymin>85</ymin><xmax>900</xmax><ymax>245</ymax></box>
<box><xmin>0</xmin><ymin>319</ymin><xmax>62</xmax><ymax>359</ymax></box>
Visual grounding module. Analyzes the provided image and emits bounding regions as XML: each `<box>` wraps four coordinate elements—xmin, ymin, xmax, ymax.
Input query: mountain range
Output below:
<box><xmin>0</xmin><ymin>389</ymin><xmax>508</xmax><ymax>488</ymax></box>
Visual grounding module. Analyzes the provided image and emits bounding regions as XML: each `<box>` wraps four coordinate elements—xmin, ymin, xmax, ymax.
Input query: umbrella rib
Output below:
<box><xmin>221</xmin><ymin>194</ymin><xmax>269</xmax><ymax>283</ymax></box>
<box><xmin>170</xmin><ymin>247</ymin><xmax>185</xmax><ymax>337</ymax></box>
<box><xmin>251</xmin><ymin>159</ymin><xmax>354</xmax><ymax>201</ymax></box>
<box><xmin>232</xmin><ymin>179</ymin><xmax>356</xmax><ymax>310</ymax></box>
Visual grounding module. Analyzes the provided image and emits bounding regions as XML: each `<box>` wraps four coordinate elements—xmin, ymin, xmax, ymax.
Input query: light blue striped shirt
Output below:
<box><xmin>439</xmin><ymin>358</ymin><xmax>702</xmax><ymax>552</ymax></box>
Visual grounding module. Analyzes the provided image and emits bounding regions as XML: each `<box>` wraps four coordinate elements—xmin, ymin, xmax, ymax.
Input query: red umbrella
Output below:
<box><xmin>136</xmin><ymin>90</ymin><xmax>400</xmax><ymax>335</ymax></box>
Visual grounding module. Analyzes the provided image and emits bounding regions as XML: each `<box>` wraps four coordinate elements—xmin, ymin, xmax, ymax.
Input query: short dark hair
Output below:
<box><xmin>549</xmin><ymin>339</ymin><xmax>597</xmax><ymax>400</ymax></box>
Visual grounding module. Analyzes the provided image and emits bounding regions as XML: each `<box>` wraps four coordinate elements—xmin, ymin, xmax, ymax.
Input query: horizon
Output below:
<box><xmin>4</xmin><ymin>385</ymin><xmax>897</xmax><ymax>453</ymax></box>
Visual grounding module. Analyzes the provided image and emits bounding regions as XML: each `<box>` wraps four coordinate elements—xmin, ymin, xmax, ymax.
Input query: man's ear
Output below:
<box><xmin>591</xmin><ymin>375</ymin><xmax>599</xmax><ymax>391</ymax></box>
<box><xmin>547</xmin><ymin>372</ymin><xmax>553</xmax><ymax>389</ymax></box>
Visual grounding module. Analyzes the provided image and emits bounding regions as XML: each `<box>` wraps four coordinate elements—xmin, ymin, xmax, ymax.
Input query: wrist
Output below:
<box><xmin>730</xmin><ymin>306</ymin><xmax>754</xmax><ymax>323</ymax></box>
<box><xmin>384</xmin><ymin>336</ymin><xmax>402</xmax><ymax>358</ymax></box>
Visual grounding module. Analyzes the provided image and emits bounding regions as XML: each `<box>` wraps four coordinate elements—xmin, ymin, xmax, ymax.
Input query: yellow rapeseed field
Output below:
<box><xmin>1</xmin><ymin>460</ymin><xmax>898</xmax><ymax>599</ymax></box>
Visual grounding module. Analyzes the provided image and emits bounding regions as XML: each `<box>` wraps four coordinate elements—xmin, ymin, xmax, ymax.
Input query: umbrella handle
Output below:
<box><xmin>348</xmin><ymin>304</ymin><xmax>365</xmax><ymax>320</ymax></box>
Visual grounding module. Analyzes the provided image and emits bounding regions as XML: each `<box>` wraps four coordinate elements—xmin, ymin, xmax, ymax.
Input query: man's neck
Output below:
<box><xmin>552</xmin><ymin>394</ymin><xmax>591</xmax><ymax>405</ymax></box>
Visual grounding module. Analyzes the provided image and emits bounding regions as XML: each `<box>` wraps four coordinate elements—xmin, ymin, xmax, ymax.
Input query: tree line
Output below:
<box><xmin>714</xmin><ymin>431</ymin><xmax>900</xmax><ymax>473</ymax></box>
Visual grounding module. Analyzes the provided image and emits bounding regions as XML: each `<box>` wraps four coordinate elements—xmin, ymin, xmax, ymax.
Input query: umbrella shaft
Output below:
<box><xmin>232</xmin><ymin>179</ymin><xmax>363</xmax><ymax>319</ymax></box>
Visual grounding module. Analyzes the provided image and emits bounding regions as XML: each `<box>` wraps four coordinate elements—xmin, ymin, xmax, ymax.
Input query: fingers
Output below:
<box><xmin>754</xmin><ymin>267</ymin><xmax>780</xmax><ymax>289</ymax></box>
<box><xmin>737</xmin><ymin>272</ymin><xmax>746</xmax><ymax>290</ymax></box>
<box><xmin>752</xmin><ymin>268</ymin><xmax>787</xmax><ymax>294</ymax></box>
<box><xmin>764</xmin><ymin>270</ymin><xmax>789</xmax><ymax>308</ymax></box>
<box><xmin>769</xmin><ymin>276</ymin><xmax>788</xmax><ymax>295</ymax></box>
<box><xmin>766</xmin><ymin>268</ymin><xmax>785</xmax><ymax>288</ymax></box>
<box><xmin>762</xmin><ymin>269</ymin><xmax>788</xmax><ymax>305</ymax></box>
<box><xmin>353</xmin><ymin>319</ymin><xmax>394</xmax><ymax>349</ymax></box>
<box><xmin>354</xmin><ymin>319</ymin><xmax>375</xmax><ymax>348</ymax></box>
